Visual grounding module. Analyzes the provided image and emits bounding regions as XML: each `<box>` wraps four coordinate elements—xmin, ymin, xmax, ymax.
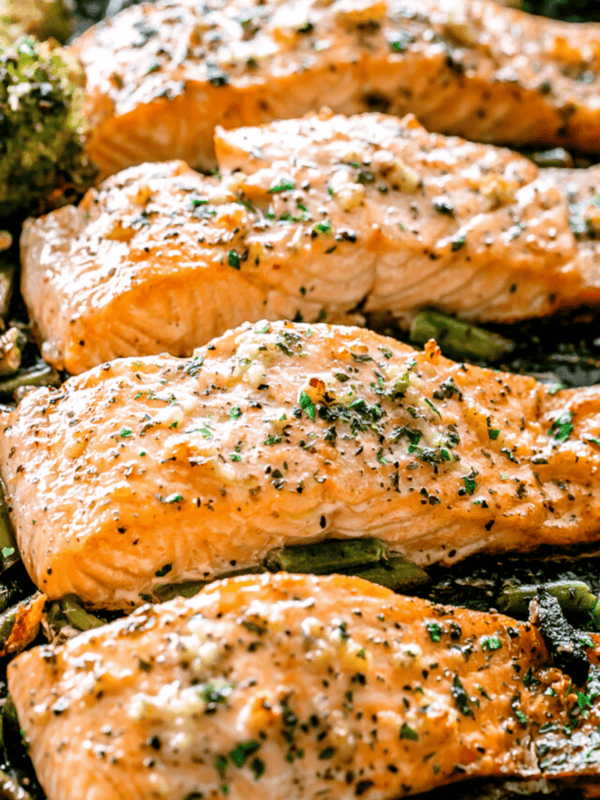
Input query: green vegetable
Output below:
<box><xmin>0</xmin><ymin>481</ymin><xmax>18</xmax><ymax>573</ymax></box>
<box><xmin>348</xmin><ymin>555</ymin><xmax>430</xmax><ymax>591</ymax></box>
<box><xmin>47</xmin><ymin>594</ymin><xmax>105</xmax><ymax>633</ymax></box>
<box><xmin>0</xmin><ymin>0</ymin><xmax>71</xmax><ymax>44</ymax></box>
<box><xmin>516</xmin><ymin>0</ymin><xmax>600</xmax><ymax>23</ymax></box>
<box><xmin>0</xmin><ymin>361</ymin><xmax>60</xmax><ymax>398</ymax></box>
<box><xmin>265</xmin><ymin>538</ymin><xmax>387</xmax><ymax>575</ymax></box>
<box><xmin>0</xmin><ymin>36</ymin><xmax>97</xmax><ymax>219</ymax></box>
<box><xmin>265</xmin><ymin>539</ymin><xmax>430</xmax><ymax>592</ymax></box>
<box><xmin>498</xmin><ymin>580</ymin><xmax>597</xmax><ymax>617</ymax></box>
<box><xmin>153</xmin><ymin>581</ymin><xmax>207</xmax><ymax>603</ymax></box>
<box><xmin>410</xmin><ymin>310</ymin><xmax>515</xmax><ymax>362</ymax></box>
<box><xmin>529</xmin><ymin>148</ymin><xmax>574</xmax><ymax>169</ymax></box>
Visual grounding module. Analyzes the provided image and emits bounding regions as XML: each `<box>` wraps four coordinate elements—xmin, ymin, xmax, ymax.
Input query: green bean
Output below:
<box><xmin>591</xmin><ymin>599</ymin><xmax>600</xmax><ymax>631</ymax></box>
<box><xmin>264</xmin><ymin>538</ymin><xmax>387</xmax><ymax>575</ymax></box>
<box><xmin>0</xmin><ymin>481</ymin><xmax>19</xmax><ymax>573</ymax></box>
<box><xmin>153</xmin><ymin>581</ymin><xmax>207</xmax><ymax>603</ymax></box>
<box><xmin>0</xmin><ymin>362</ymin><xmax>60</xmax><ymax>399</ymax></box>
<box><xmin>48</xmin><ymin>595</ymin><xmax>104</xmax><ymax>633</ymax></box>
<box><xmin>345</xmin><ymin>555</ymin><xmax>430</xmax><ymax>591</ymax></box>
<box><xmin>498</xmin><ymin>580</ymin><xmax>597</xmax><ymax>617</ymax></box>
<box><xmin>60</xmin><ymin>596</ymin><xmax>105</xmax><ymax>630</ymax></box>
<box><xmin>529</xmin><ymin>148</ymin><xmax>574</xmax><ymax>168</ymax></box>
<box><xmin>410</xmin><ymin>310</ymin><xmax>515</xmax><ymax>362</ymax></box>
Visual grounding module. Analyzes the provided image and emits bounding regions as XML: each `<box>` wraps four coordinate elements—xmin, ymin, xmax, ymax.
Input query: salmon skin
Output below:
<box><xmin>71</xmin><ymin>0</ymin><xmax>600</xmax><ymax>178</ymax></box>
<box><xmin>3</xmin><ymin>321</ymin><xmax>600</xmax><ymax>610</ymax></box>
<box><xmin>8</xmin><ymin>571</ymin><xmax>599</xmax><ymax>800</ymax></box>
<box><xmin>20</xmin><ymin>111</ymin><xmax>600</xmax><ymax>376</ymax></box>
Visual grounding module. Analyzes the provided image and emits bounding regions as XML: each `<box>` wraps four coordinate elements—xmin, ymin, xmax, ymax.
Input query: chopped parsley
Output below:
<box><xmin>426</xmin><ymin>622</ymin><xmax>441</xmax><ymax>642</ymax></box>
<box><xmin>452</xmin><ymin>674</ymin><xmax>474</xmax><ymax>718</ymax></box>
<box><xmin>480</xmin><ymin>635</ymin><xmax>502</xmax><ymax>651</ymax></box>
<box><xmin>399</xmin><ymin>723</ymin><xmax>419</xmax><ymax>741</ymax></box>
<box><xmin>229</xmin><ymin>740</ymin><xmax>261</xmax><ymax>768</ymax></box>
<box><xmin>314</xmin><ymin>220</ymin><xmax>332</xmax><ymax>235</ymax></box>
<box><xmin>299</xmin><ymin>390</ymin><xmax>316</xmax><ymax>421</ymax></box>
<box><xmin>460</xmin><ymin>473</ymin><xmax>477</xmax><ymax>496</ymax></box>
<box><xmin>550</xmin><ymin>410</ymin><xmax>573</xmax><ymax>443</ymax></box>
<box><xmin>268</xmin><ymin>180</ymin><xmax>295</xmax><ymax>193</ymax></box>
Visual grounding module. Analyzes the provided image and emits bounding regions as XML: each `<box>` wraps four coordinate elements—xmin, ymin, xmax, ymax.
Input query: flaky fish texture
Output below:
<box><xmin>21</xmin><ymin>112</ymin><xmax>600</xmax><ymax>375</ymax></box>
<box><xmin>3</xmin><ymin>322</ymin><xmax>600</xmax><ymax>609</ymax></box>
<box><xmin>8</xmin><ymin>572</ymin><xmax>594</xmax><ymax>800</ymax></box>
<box><xmin>71</xmin><ymin>0</ymin><xmax>600</xmax><ymax>177</ymax></box>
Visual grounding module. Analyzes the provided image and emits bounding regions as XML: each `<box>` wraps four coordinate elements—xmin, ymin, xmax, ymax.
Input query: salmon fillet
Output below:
<box><xmin>71</xmin><ymin>0</ymin><xmax>600</xmax><ymax>178</ymax></box>
<box><xmin>3</xmin><ymin>321</ymin><xmax>600</xmax><ymax>610</ymax></box>
<box><xmin>7</xmin><ymin>571</ymin><xmax>592</xmax><ymax>800</ymax></box>
<box><xmin>20</xmin><ymin>111</ymin><xmax>600</xmax><ymax>375</ymax></box>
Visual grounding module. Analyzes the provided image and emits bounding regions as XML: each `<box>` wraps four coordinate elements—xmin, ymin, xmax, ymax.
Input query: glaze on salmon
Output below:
<box><xmin>71</xmin><ymin>0</ymin><xmax>600</xmax><ymax>178</ymax></box>
<box><xmin>20</xmin><ymin>112</ymin><xmax>600</xmax><ymax>375</ymax></box>
<box><xmin>3</xmin><ymin>322</ymin><xmax>600</xmax><ymax>609</ymax></box>
<box><xmin>7</xmin><ymin>572</ymin><xmax>595</xmax><ymax>800</ymax></box>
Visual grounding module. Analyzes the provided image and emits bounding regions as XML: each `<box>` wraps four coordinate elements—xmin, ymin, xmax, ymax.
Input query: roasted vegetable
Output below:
<box><xmin>0</xmin><ymin>481</ymin><xmax>18</xmax><ymax>575</ymax></box>
<box><xmin>0</xmin><ymin>0</ymin><xmax>71</xmax><ymax>44</ymax></box>
<box><xmin>0</xmin><ymin>36</ymin><xmax>96</xmax><ymax>219</ymax></box>
<box><xmin>0</xmin><ymin>360</ymin><xmax>60</xmax><ymax>400</ymax></box>
<box><xmin>521</xmin><ymin>0</ymin><xmax>600</xmax><ymax>22</ymax></box>
<box><xmin>530</xmin><ymin>590</ymin><xmax>591</xmax><ymax>684</ymax></box>
<box><xmin>0</xmin><ymin>593</ymin><xmax>45</xmax><ymax>658</ymax></box>
<box><xmin>347</xmin><ymin>555</ymin><xmax>430</xmax><ymax>591</ymax></box>
<box><xmin>46</xmin><ymin>594</ymin><xmax>104</xmax><ymax>637</ymax></box>
<box><xmin>410</xmin><ymin>310</ymin><xmax>515</xmax><ymax>363</ymax></box>
<box><xmin>265</xmin><ymin>538</ymin><xmax>387</xmax><ymax>575</ymax></box>
<box><xmin>498</xmin><ymin>580</ymin><xmax>598</xmax><ymax>617</ymax></box>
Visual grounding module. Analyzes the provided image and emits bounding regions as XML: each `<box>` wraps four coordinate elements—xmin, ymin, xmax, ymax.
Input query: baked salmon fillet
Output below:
<box><xmin>3</xmin><ymin>321</ymin><xmax>600</xmax><ymax>610</ymax></box>
<box><xmin>7</xmin><ymin>572</ymin><xmax>595</xmax><ymax>800</ymax></box>
<box><xmin>71</xmin><ymin>0</ymin><xmax>600</xmax><ymax>178</ymax></box>
<box><xmin>20</xmin><ymin>111</ymin><xmax>600</xmax><ymax>375</ymax></box>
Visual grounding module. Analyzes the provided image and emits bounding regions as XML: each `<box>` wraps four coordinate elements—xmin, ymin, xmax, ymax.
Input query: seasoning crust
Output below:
<box><xmin>7</xmin><ymin>572</ymin><xmax>579</xmax><ymax>800</ymax></box>
<box><xmin>21</xmin><ymin>111</ymin><xmax>600</xmax><ymax>375</ymax></box>
<box><xmin>3</xmin><ymin>322</ymin><xmax>600</xmax><ymax>608</ymax></box>
<box><xmin>72</xmin><ymin>0</ymin><xmax>600</xmax><ymax>177</ymax></box>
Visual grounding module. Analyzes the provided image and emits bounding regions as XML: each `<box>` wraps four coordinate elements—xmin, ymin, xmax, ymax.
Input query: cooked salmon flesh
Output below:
<box><xmin>72</xmin><ymin>0</ymin><xmax>600</xmax><ymax>177</ymax></box>
<box><xmin>21</xmin><ymin>111</ymin><xmax>600</xmax><ymax>375</ymax></box>
<box><xmin>3</xmin><ymin>322</ymin><xmax>600</xmax><ymax>609</ymax></box>
<box><xmin>9</xmin><ymin>572</ymin><xmax>599</xmax><ymax>800</ymax></box>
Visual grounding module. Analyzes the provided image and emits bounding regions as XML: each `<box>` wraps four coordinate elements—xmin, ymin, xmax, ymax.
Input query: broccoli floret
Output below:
<box><xmin>0</xmin><ymin>0</ymin><xmax>72</xmax><ymax>45</ymax></box>
<box><xmin>507</xmin><ymin>0</ymin><xmax>600</xmax><ymax>22</ymax></box>
<box><xmin>0</xmin><ymin>35</ymin><xmax>97</xmax><ymax>219</ymax></box>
